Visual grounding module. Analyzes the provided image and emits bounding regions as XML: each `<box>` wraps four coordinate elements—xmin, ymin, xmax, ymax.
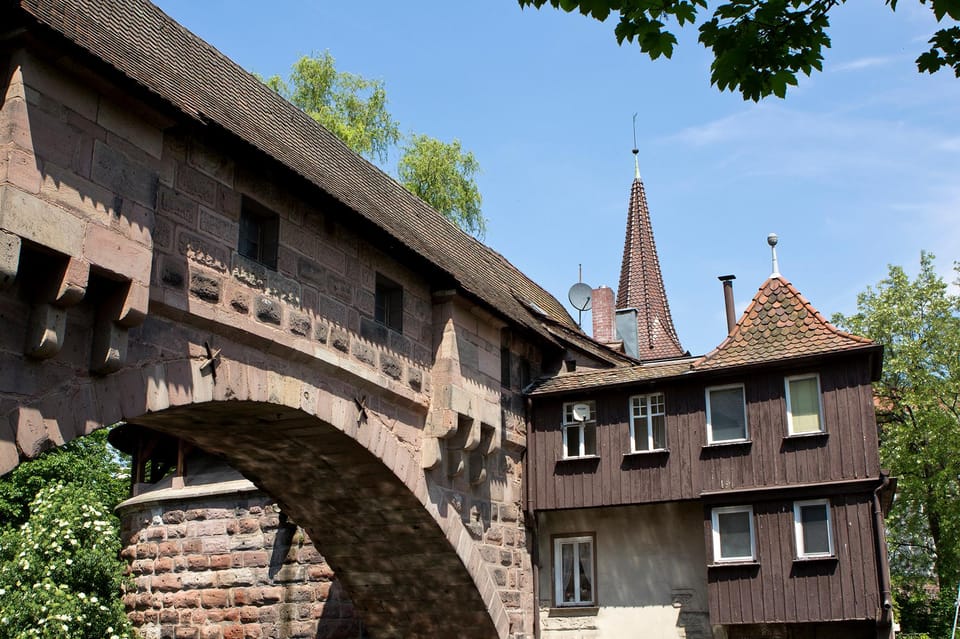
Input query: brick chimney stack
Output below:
<box><xmin>592</xmin><ymin>286</ymin><xmax>615</xmax><ymax>343</ymax></box>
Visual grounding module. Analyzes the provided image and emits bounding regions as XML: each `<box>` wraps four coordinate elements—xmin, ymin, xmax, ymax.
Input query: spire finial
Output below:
<box><xmin>767</xmin><ymin>232</ymin><xmax>781</xmax><ymax>278</ymax></box>
<box><xmin>632</xmin><ymin>112</ymin><xmax>640</xmax><ymax>180</ymax></box>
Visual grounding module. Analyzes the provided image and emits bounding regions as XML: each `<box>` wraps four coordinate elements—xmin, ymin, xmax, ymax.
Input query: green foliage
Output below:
<box><xmin>0</xmin><ymin>430</ymin><xmax>132</xmax><ymax>638</ymax></box>
<box><xmin>398</xmin><ymin>135</ymin><xmax>485</xmax><ymax>238</ymax></box>
<box><xmin>833</xmin><ymin>252</ymin><xmax>960</xmax><ymax>633</ymax></box>
<box><xmin>0</xmin><ymin>429</ymin><xmax>128</xmax><ymax>529</ymax></box>
<box><xmin>518</xmin><ymin>0</ymin><xmax>960</xmax><ymax>100</ymax></box>
<box><xmin>268</xmin><ymin>51</ymin><xmax>400</xmax><ymax>164</ymax></box>
<box><xmin>263</xmin><ymin>52</ymin><xmax>487</xmax><ymax>236</ymax></box>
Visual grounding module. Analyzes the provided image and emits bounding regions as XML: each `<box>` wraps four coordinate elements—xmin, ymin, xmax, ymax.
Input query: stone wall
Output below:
<box><xmin>119</xmin><ymin>484</ymin><xmax>361</xmax><ymax>639</ymax></box>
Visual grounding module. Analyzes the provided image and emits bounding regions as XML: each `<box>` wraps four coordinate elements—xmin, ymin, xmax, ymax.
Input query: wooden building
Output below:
<box><xmin>523</xmin><ymin>164</ymin><xmax>895</xmax><ymax>639</ymax></box>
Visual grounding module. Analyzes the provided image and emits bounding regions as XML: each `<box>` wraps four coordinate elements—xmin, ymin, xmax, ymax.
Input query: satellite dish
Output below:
<box><xmin>571</xmin><ymin>403</ymin><xmax>592</xmax><ymax>422</ymax></box>
<box><xmin>568</xmin><ymin>282</ymin><xmax>593</xmax><ymax>312</ymax></box>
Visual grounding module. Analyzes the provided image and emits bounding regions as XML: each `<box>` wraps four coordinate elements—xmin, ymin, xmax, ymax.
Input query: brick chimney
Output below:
<box><xmin>592</xmin><ymin>286</ymin><xmax>615</xmax><ymax>343</ymax></box>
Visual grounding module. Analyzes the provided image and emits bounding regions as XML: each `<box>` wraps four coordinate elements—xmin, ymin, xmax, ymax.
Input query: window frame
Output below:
<box><xmin>238</xmin><ymin>196</ymin><xmax>279</xmax><ymax>270</ymax></box>
<box><xmin>784</xmin><ymin>373</ymin><xmax>825</xmax><ymax>436</ymax></box>
<box><xmin>705</xmin><ymin>383</ymin><xmax>749</xmax><ymax>445</ymax></box>
<box><xmin>793</xmin><ymin>499</ymin><xmax>834</xmax><ymax>559</ymax></box>
<box><xmin>374</xmin><ymin>273</ymin><xmax>404</xmax><ymax>333</ymax></box>
<box><xmin>552</xmin><ymin>534</ymin><xmax>596</xmax><ymax>608</ymax></box>
<box><xmin>711</xmin><ymin>505</ymin><xmax>756</xmax><ymax>563</ymax></box>
<box><xmin>561</xmin><ymin>401</ymin><xmax>598</xmax><ymax>459</ymax></box>
<box><xmin>628</xmin><ymin>392</ymin><xmax>667</xmax><ymax>453</ymax></box>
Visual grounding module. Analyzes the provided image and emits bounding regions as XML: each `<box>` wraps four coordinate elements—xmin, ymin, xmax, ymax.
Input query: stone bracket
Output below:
<box><xmin>0</xmin><ymin>229</ymin><xmax>20</xmax><ymax>290</ymax></box>
<box><xmin>90</xmin><ymin>279</ymin><xmax>148</xmax><ymax>375</ymax></box>
<box><xmin>24</xmin><ymin>256</ymin><xmax>89</xmax><ymax>359</ymax></box>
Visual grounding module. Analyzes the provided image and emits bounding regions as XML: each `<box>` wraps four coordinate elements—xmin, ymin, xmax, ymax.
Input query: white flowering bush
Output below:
<box><xmin>0</xmin><ymin>480</ymin><xmax>133</xmax><ymax>638</ymax></box>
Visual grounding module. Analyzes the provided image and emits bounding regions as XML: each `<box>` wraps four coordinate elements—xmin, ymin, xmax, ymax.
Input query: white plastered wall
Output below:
<box><xmin>537</xmin><ymin>502</ymin><xmax>712</xmax><ymax>639</ymax></box>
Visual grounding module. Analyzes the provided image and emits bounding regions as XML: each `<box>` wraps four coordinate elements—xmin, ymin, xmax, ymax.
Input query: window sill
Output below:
<box><xmin>793</xmin><ymin>554</ymin><xmax>837</xmax><ymax>564</ymax></box>
<box><xmin>707</xmin><ymin>560</ymin><xmax>759</xmax><ymax>569</ymax></box>
<box><xmin>548</xmin><ymin>606</ymin><xmax>599</xmax><ymax>617</ymax></box>
<box><xmin>785</xmin><ymin>431</ymin><xmax>828</xmax><ymax>440</ymax></box>
<box><xmin>703</xmin><ymin>439</ymin><xmax>752</xmax><ymax>449</ymax></box>
<box><xmin>624</xmin><ymin>448</ymin><xmax>669</xmax><ymax>457</ymax></box>
<box><xmin>559</xmin><ymin>455</ymin><xmax>600</xmax><ymax>462</ymax></box>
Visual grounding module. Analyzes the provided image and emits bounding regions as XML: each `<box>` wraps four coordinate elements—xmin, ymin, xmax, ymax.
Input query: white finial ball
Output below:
<box><xmin>767</xmin><ymin>232</ymin><xmax>778</xmax><ymax>247</ymax></box>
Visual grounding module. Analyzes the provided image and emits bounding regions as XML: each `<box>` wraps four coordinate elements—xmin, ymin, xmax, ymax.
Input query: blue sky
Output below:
<box><xmin>154</xmin><ymin>1</ymin><xmax>960</xmax><ymax>356</ymax></box>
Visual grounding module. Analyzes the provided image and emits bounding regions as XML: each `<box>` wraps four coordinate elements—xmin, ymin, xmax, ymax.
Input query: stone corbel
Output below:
<box><xmin>25</xmin><ymin>257</ymin><xmax>89</xmax><ymax>359</ymax></box>
<box><xmin>0</xmin><ymin>230</ymin><xmax>20</xmax><ymax>290</ymax></box>
<box><xmin>90</xmin><ymin>280</ymin><xmax>148</xmax><ymax>374</ymax></box>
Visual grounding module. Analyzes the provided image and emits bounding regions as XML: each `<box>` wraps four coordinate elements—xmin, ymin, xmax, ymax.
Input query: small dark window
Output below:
<box><xmin>501</xmin><ymin>346</ymin><xmax>512</xmax><ymax>388</ymax></box>
<box><xmin>239</xmin><ymin>197</ymin><xmax>279</xmax><ymax>269</ymax></box>
<box><xmin>375</xmin><ymin>274</ymin><xmax>403</xmax><ymax>333</ymax></box>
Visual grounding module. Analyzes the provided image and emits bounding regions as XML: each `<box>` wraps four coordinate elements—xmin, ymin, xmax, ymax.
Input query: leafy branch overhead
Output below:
<box><xmin>518</xmin><ymin>0</ymin><xmax>960</xmax><ymax>100</ymax></box>
<box><xmin>264</xmin><ymin>52</ymin><xmax>487</xmax><ymax>237</ymax></box>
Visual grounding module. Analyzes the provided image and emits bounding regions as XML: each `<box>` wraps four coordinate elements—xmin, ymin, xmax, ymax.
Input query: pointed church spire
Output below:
<box><xmin>616</xmin><ymin>162</ymin><xmax>685</xmax><ymax>360</ymax></box>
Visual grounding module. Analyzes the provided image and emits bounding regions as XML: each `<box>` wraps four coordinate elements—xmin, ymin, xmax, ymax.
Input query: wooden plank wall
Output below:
<box><xmin>705</xmin><ymin>495</ymin><xmax>881</xmax><ymax>625</ymax></box>
<box><xmin>527</xmin><ymin>357</ymin><xmax>880</xmax><ymax>511</ymax></box>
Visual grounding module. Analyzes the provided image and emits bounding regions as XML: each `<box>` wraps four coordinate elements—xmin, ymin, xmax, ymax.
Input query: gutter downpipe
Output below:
<box><xmin>873</xmin><ymin>472</ymin><xmax>894</xmax><ymax>635</ymax></box>
<box><xmin>524</xmin><ymin>395</ymin><xmax>540</xmax><ymax>639</ymax></box>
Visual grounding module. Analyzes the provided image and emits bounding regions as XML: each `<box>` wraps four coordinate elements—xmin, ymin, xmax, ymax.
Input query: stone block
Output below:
<box><xmin>199</xmin><ymin>206</ymin><xmax>238</xmax><ymax>243</ymax></box>
<box><xmin>265</xmin><ymin>269</ymin><xmax>300</xmax><ymax>305</ymax></box>
<box><xmin>189</xmin><ymin>271</ymin><xmax>221</xmax><ymax>303</ymax></box>
<box><xmin>84</xmin><ymin>222</ymin><xmax>152</xmax><ymax>284</ymax></box>
<box><xmin>177</xmin><ymin>229</ymin><xmax>229</xmax><ymax>272</ymax></box>
<box><xmin>351</xmin><ymin>341</ymin><xmax>375</xmax><ymax>367</ymax></box>
<box><xmin>24</xmin><ymin>303</ymin><xmax>66</xmax><ymax>359</ymax></box>
<box><xmin>188</xmin><ymin>141</ymin><xmax>234</xmax><ymax>186</ymax></box>
<box><xmin>327</xmin><ymin>273</ymin><xmax>353</xmax><ymax>304</ymax></box>
<box><xmin>232</xmin><ymin>253</ymin><xmax>266</xmax><ymax>290</ymax></box>
<box><xmin>255</xmin><ymin>296</ymin><xmax>281</xmax><ymax>326</ymax></box>
<box><xmin>379</xmin><ymin>353</ymin><xmax>402</xmax><ymax>380</ymax></box>
<box><xmin>96</xmin><ymin>98</ymin><xmax>164</xmax><ymax>159</ymax></box>
<box><xmin>288</xmin><ymin>311</ymin><xmax>310</xmax><ymax>337</ymax></box>
<box><xmin>296</xmin><ymin>257</ymin><xmax>326</xmax><ymax>291</ymax></box>
<box><xmin>158</xmin><ymin>185</ymin><xmax>198</xmax><ymax>226</ymax></box>
<box><xmin>0</xmin><ymin>229</ymin><xmax>20</xmax><ymax>290</ymax></box>
<box><xmin>90</xmin><ymin>139</ymin><xmax>158</xmax><ymax>208</ymax></box>
<box><xmin>177</xmin><ymin>164</ymin><xmax>217</xmax><ymax>206</ymax></box>
<box><xmin>3</xmin><ymin>146</ymin><xmax>40</xmax><ymax>193</ymax></box>
<box><xmin>0</xmin><ymin>185</ymin><xmax>84</xmax><ymax>256</ymax></box>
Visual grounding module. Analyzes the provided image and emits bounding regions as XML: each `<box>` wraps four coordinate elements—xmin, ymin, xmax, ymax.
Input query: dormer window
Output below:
<box><xmin>706</xmin><ymin>384</ymin><xmax>748</xmax><ymax>444</ymax></box>
<box><xmin>785</xmin><ymin>374</ymin><xmax>824</xmax><ymax>435</ymax></box>
<box><xmin>629</xmin><ymin>393</ymin><xmax>666</xmax><ymax>452</ymax></box>
<box><xmin>562</xmin><ymin>401</ymin><xmax>597</xmax><ymax>459</ymax></box>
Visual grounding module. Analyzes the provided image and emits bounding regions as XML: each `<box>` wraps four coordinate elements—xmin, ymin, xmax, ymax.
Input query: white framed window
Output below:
<box><xmin>554</xmin><ymin>535</ymin><xmax>595</xmax><ymax>607</ymax></box>
<box><xmin>794</xmin><ymin>499</ymin><xmax>833</xmax><ymax>558</ymax></box>
<box><xmin>562</xmin><ymin>401</ymin><xmax>597</xmax><ymax>459</ymax></box>
<box><xmin>711</xmin><ymin>505</ymin><xmax>755</xmax><ymax>563</ymax></box>
<box><xmin>629</xmin><ymin>393</ymin><xmax>666</xmax><ymax>452</ymax></box>
<box><xmin>706</xmin><ymin>384</ymin><xmax>748</xmax><ymax>444</ymax></box>
<box><xmin>785</xmin><ymin>374</ymin><xmax>824</xmax><ymax>435</ymax></box>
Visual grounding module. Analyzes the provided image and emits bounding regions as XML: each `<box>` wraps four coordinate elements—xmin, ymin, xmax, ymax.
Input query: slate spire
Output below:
<box><xmin>616</xmin><ymin>166</ymin><xmax>685</xmax><ymax>360</ymax></box>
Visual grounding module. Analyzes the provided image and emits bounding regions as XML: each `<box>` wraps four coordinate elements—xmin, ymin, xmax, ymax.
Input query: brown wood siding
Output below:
<box><xmin>527</xmin><ymin>355</ymin><xmax>881</xmax><ymax>511</ymax></box>
<box><xmin>706</xmin><ymin>494</ymin><xmax>881</xmax><ymax>625</ymax></box>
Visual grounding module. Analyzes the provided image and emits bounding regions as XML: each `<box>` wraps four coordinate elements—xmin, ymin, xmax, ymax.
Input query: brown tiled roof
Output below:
<box><xmin>537</xmin><ymin>316</ymin><xmax>639</xmax><ymax>368</ymax></box>
<box><xmin>526</xmin><ymin>359</ymin><xmax>696</xmax><ymax>395</ymax></box>
<box><xmin>527</xmin><ymin>274</ymin><xmax>879</xmax><ymax>396</ymax></box>
<box><xmin>14</xmin><ymin>0</ymin><xmax>577</xmax><ymax>338</ymax></box>
<box><xmin>616</xmin><ymin>177</ymin><xmax>685</xmax><ymax>360</ymax></box>
<box><xmin>694</xmin><ymin>276</ymin><xmax>875</xmax><ymax>371</ymax></box>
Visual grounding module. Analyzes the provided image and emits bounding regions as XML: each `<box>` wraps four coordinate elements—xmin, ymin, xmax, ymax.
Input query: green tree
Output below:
<box><xmin>0</xmin><ymin>430</ymin><xmax>132</xmax><ymax>639</ymax></box>
<box><xmin>517</xmin><ymin>0</ymin><xmax>960</xmax><ymax>101</ymax></box>
<box><xmin>265</xmin><ymin>52</ymin><xmax>487</xmax><ymax>237</ymax></box>
<box><xmin>398</xmin><ymin>135</ymin><xmax>485</xmax><ymax>238</ymax></box>
<box><xmin>265</xmin><ymin>51</ymin><xmax>400</xmax><ymax>164</ymax></box>
<box><xmin>833</xmin><ymin>252</ymin><xmax>960</xmax><ymax>634</ymax></box>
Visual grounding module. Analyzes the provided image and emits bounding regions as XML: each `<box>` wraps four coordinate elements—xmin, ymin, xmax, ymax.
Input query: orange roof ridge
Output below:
<box><xmin>695</xmin><ymin>275</ymin><xmax>875</xmax><ymax>371</ymax></box>
<box><xmin>616</xmin><ymin>177</ymin><xmax>685</xmax><ymax>360</ymax></box>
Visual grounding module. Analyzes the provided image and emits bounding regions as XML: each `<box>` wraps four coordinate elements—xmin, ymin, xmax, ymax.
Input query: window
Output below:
<box><xmin>794</xmin><ymin>499</ymin><xmax>833</xmax><ymax>558</ymax></box>
<box><xmin>374</xmin><ymin>273</ymin><xmax>403</xmax><ymax>332</ymax></box>
<box><xmin>711</xmin><ymin>506</ymin><xmax>755</xmax><ymax>563</ymax></box>
<box><xmin>629</xmin><ymin>393</ymin><xmax>666</xmax><ymax>452</ymax></box>
<box><xmin>785</xmin><ymin>374</ymin><xmax>824</xmax><ymax>435</ymax></box>
<box><xmin>554</xmin><ymin>535</ymin><xmax>595</xmax><ymax>607</ymax></box>
<box><xmin>562</xmin><ymin>401</ymin><xmax>597</xmax><ymax>459</ymax></box>
<box><xmin>238</xmin><ymin>197</ymin><xmax>279</xmax><ymax>269</ymax></box>
<box><xmin>706</xmin><ymin>384</ymin><xmax>748</xmax><ymax>444</ymax></box>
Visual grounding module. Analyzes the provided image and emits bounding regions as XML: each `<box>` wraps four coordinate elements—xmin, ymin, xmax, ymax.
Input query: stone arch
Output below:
<box><xmin>2</xmin><ymin>326</ymin><xmax>511</xmax><ymax>638</ymax></box>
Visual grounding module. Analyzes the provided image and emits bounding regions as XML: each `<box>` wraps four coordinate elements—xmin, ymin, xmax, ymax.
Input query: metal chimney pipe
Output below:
<box><xmin>718</xmin><ymin>275</ymin><xmax>736</xmax><ymax>334</ymax></box>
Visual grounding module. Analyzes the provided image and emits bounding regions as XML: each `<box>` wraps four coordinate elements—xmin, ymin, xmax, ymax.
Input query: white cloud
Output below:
<box><xmin>832</xmin><ymin>56</ymin><xmax>893</xmax><ymax>72</ymax></box>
